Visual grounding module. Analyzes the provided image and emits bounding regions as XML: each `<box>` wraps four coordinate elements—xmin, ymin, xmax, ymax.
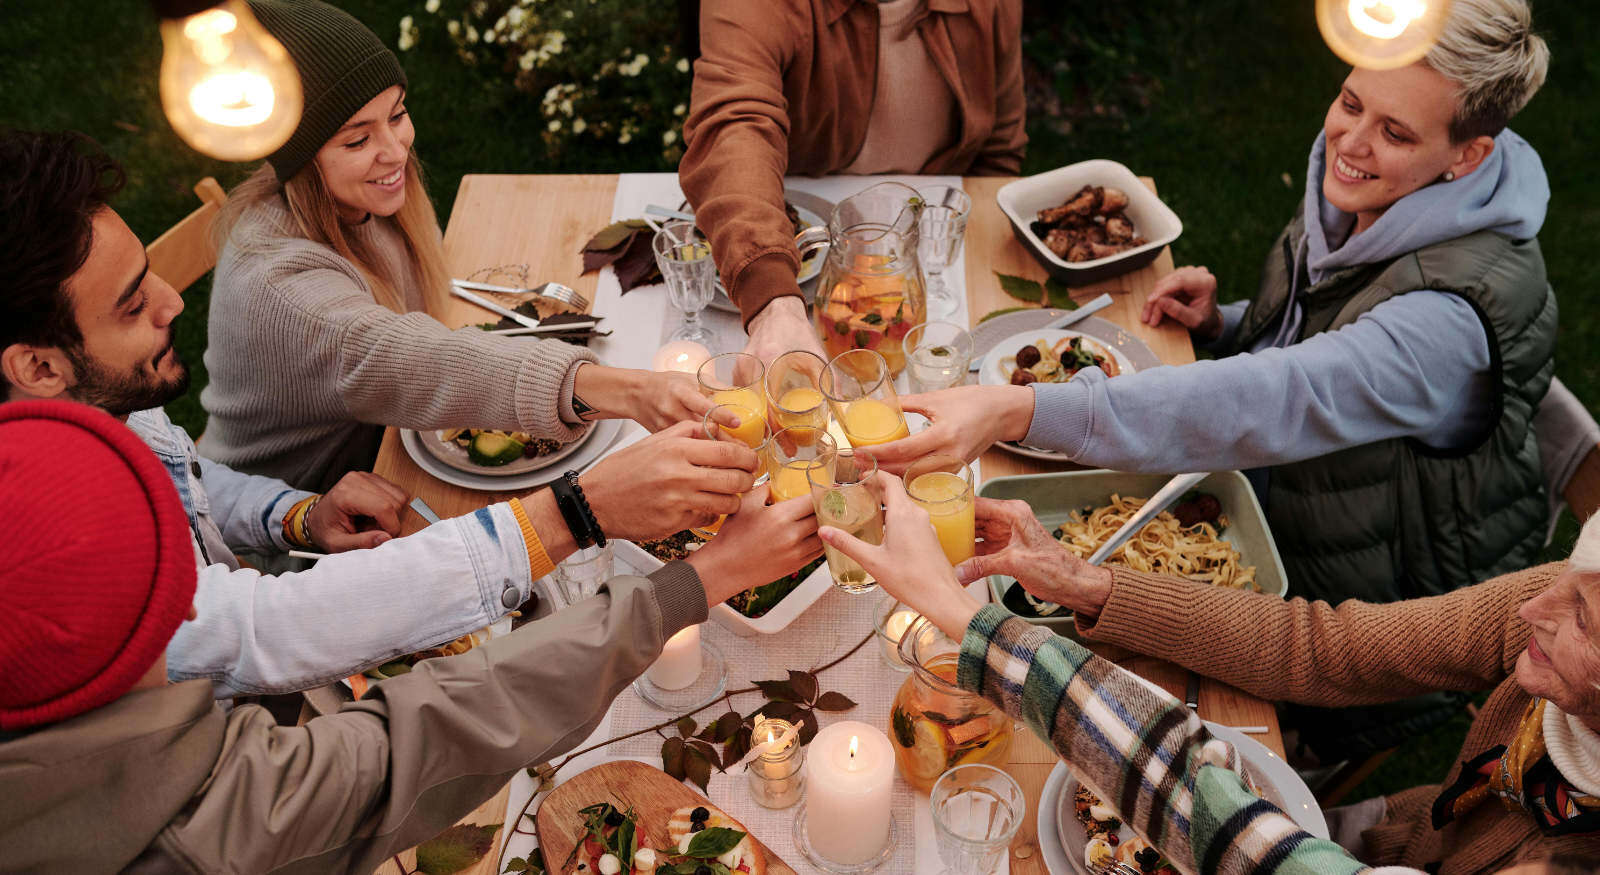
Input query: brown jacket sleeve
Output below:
<box><xmin>150</xmin><ymin>564</ymin><xmax>707</xmax><ymax>874</ymax></box>
<box><xmin>1077</xmin><ymin>563</ymin><xmax>1561</xmax><ymax>708</ymax></box>
<box><xmin>966</xmin><ymin>0</ymin><xmax>1025</xmax><ymax>176</ymax></box>
<box><xmin>680</xmin><ymin>0</ymin><xmax>807</xmax><ymax>326</ymax></box>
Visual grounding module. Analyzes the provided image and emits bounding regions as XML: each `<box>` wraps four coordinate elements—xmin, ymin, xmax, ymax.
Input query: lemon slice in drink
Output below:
<box><xmin>903</xmin><ymin>718</ymin><xmax>950</xmax><ymax>782</ymax></box>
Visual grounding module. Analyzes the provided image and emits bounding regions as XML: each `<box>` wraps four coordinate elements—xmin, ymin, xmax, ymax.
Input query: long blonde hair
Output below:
<box><xmin>215</xmin><ymin>150</ymin><xmax>452</xmax><ymax>317</ymax></box>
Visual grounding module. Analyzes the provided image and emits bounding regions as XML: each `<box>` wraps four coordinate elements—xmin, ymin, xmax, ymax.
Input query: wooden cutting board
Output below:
<box><xmin>537</xmin><ymin>761</ymin><xmax>797</xmax><ymax>874</ymax></box>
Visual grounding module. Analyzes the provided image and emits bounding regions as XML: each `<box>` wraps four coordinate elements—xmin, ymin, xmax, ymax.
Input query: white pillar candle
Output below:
<box><xmin>647</xmin><ymin>625</ymin><xmax>702</xmax><ymax>690</ymax></box>
<box><xmin>652</xmin><ymin>340</ymin><xmax>712</xmax><ymax>374</ymax></box>
<box><xmin>805</xmin><ymin>721</ymin><xmax>895</xmax><ymax>864</ymax></box>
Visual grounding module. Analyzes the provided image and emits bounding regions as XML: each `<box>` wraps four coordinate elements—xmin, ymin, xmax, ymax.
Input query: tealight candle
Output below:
<box><xmin>652</xmin><ymin>340</ymin><xmax>712</xmax><ymax>374</ymax></box>
<box><xmin>747</xmin><ymin>717</ymin><xmax>805</xmax><ymax>809</ymax></box>
<box><xmin>646</xmin><ymin>624</ymin><xmax>702</xmax><ymax>690</ymax></box>
<box><xmin>804</xmin><ymin>721</ymin><xmax>894</xmax><ymax>864</ymax></box>
<box><xmin>878</xmin><ymin>609</ymin><xmax>919</xmax><ymax>670</ymax></box>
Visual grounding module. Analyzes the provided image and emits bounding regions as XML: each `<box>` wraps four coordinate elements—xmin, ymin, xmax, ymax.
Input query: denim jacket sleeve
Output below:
<box><xmin>166</xmin><ymin>504</ymin><xmax>536</xmax><ymax>698</ymax></box>
<box><xmin>195</xmin><ymin>456</ymin><xmax>308</xmax><ymax>554</ymax></box>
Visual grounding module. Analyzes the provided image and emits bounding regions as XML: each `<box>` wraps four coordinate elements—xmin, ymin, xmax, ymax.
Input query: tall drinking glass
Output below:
<box><xmin>697</xmin><ymin>352</ymin><xmax>767</xmax><ymax>419</ymax></box>
<box><xmin>765</xmin><ymin>426</ymin><xmax>837</xmax><ymax>503</ymax></box>
<box><xmin>652</xmin><ymin>219</ymin><xmax>717</xmax><ymax>345</ymax></box>
<box><xmin>808</xmin><ymin>448</ymin><xmax>883</xmax><ymax>594</ymax></box>
<box><xmin>903</xmin><ymin>320</ymin><xmax>974</xmax><ymax>393</ymax></box>
<box><xmin>905</xmin><ymin>454</ymin><xmax>976</xmax><ymax>565</ymax></box>
<box><xmin>693</xmin><ymin>402</ymin><xmax>772</xmax><ymax>539</ymax></box>
<box><xmin>821</xmin><ymin>349</ymin><xmax>909</xmax><ymax>449</ymax></box>
<box><xmin>918</xmin><ymin>186</ymin><xmax>971</xmax><ymax>320</ymax></box>
<box><xmin>765</xmin><ymin>350</ymin><xmax>831</xmax><ymax>437</ymax></box>
<box><xmin>930</xmin><ymin>764</ymin><xmax>1026</xmax><ymax>875</ymax></box>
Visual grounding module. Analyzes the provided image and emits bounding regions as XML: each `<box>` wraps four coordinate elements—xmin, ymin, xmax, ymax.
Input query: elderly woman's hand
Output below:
<box><xmin>955</xmin><ymin>498</ymin><xmax>1114</xmax><ymax>621</ymax></box>
<box><xmin>1142</xmin><ymin>265</ymin><xmax>1222</xmax><ymax>343</ymax></box>
<box><xmin>816</xmin><ymin>471</ymin><xmax>984</xmax><ymax>638</ymax></box>
<box><xmin>866</xmin><ymin>385</ymin><xmax>1035</xmax><ymax>474</ymax></box>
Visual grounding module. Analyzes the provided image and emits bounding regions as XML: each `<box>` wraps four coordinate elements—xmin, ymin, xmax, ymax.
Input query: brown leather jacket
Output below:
<box><xmin>681</xmin><ymin>0</ymin><xmax>1026</xmax><ymax>324</ymax></box>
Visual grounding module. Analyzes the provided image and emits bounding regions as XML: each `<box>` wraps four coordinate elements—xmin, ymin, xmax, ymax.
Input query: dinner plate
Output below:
<box><xmin>414</xmin><ymin>426</ymin><xmax>594</xmax><ymax>476</ymax></box>
<box><xmin>1039</xmin><ymin>720</ymin><xmax>1327</xmax><ymax>875</ymax></box>
<box><xmin>979</xmin><ymin>328</ymin><xmax>1138</xmax><ymax>389</ymax></box>
<box><xmin>401</xmin><ymin>417</ymin><xmax>624</xmax><ymax>491</ymax></box>
<box><xmin>707</xmin><ymin>189</ymin><xmax>834</xmax><ymax>313</ymax></box>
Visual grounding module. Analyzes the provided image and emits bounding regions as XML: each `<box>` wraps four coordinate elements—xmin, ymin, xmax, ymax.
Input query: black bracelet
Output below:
<box><xmin>549</xmin><ymin>472</ymin><xmax>593</xmax><ymax>548</ymax></box>
<box><xmin>567</xmin><ymin>472</ymin><xmax>606</xmax><ymax>548</ymax></box>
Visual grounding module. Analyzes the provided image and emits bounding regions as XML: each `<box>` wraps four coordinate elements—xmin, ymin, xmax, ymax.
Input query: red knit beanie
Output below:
<box><xmin>0</xmin><ymin>400</ymin><xmax>196</xmax><ymax>730</ymax></box>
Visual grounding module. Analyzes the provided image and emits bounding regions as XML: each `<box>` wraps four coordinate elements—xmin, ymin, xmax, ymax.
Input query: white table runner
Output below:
<box><xmin>498</xmin><ymin>173</ymin><xmax>999</xmax><ymax>875</ymax></box>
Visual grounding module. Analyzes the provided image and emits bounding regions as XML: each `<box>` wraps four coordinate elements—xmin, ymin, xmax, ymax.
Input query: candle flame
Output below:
<box><xmin>848</xmin><ymin>735</ymin><xmax>859</xmax><ymax>758</ymax></box>
<box><xmin>767</xmin><ymin>727</ymin><xmax>777</xmax><ymax>744</ymax></box>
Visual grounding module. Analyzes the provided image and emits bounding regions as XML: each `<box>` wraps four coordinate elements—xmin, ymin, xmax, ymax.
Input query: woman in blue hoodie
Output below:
<box><xmin>876</xmin><ymin>0</ymin><xmax>1555</xmax><ymax>608</ymax></box>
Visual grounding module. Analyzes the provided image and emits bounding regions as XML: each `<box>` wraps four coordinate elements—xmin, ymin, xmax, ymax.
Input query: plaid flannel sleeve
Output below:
<box><xmin>956</xmin><ymin>604</ymin><xmax>1373</xmax><ymax>875</ymax></box>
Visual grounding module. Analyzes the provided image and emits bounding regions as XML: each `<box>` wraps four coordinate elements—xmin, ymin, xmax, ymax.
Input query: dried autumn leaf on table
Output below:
<box><xmin>414</xmin><ymin>823</ymin><xmax>502</xmax><ymax>875</ymax></box>
<box><xmin>661</xmin><ymin>735</ymin><xmax>687</xmax><ymax>781</ymax></box>
<box><xmin>613</xmin><ymin>232</ymin><xmax>663</xmax><ymax>292</ymax></box>
<box><xmin>579</xmin><ymin>219</ymin><xmax>664</xmax><ymax>292</ymax></box>
<box><xmin>584</xmin><ymin>219</ymin><xmax>651</xmax><ymax>253</ymax></box>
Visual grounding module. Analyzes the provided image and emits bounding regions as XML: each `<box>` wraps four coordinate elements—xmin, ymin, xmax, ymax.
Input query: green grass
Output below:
<box><xmin>4</xmin><ymin>0</ymin><xmax>1596</xmax><ymax>807</ymax></box>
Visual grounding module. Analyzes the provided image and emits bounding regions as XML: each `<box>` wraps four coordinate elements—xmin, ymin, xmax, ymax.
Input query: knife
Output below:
<box><xmin>968</xmin><ymin>292</ymin><xmax>1115</xmax><ymax>371</ymax></box>
<box><xmin>409</xmin><ymin>497</ymin><xmax>442</xmax><ymax>525</ymax></box>
<box><xmin>1086</xmin><ymin>471</ymin><xmax>1209</xmax><ymax>565</ymax></box>
<box><xmin>449</xmin><ymin>285</ymin><xmax>541</xmax><ymax>330</ymax></box>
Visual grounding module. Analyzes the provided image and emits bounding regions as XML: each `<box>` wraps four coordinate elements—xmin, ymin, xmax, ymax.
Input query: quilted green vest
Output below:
<box><xmin>1227</xmin><ymin>208</ymin><xmax>1556</xmax><ymax>604</ymax></box>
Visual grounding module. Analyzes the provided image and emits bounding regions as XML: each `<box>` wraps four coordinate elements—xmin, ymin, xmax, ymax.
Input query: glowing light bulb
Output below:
<box><xmin>158</xmin><ymin>0</ymin><xmax>302</xmax><ymax>161</ymax></box>
<box><xmin>1316</xmin><ymin>0</ymin><xmax>1452</xmax><ymax>71</ymax></box>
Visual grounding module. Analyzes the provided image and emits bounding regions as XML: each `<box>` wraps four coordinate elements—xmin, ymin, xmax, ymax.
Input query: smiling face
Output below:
<box><xmin>1322</xmin><ymin>65</ymin><xmax>1494</xmax><ymax>233</ymax></box>
<box><xmin>1515</xmin><ymin>569</ymin><xmax>1600</xmax><ymax>724</ymax></box>
<box><xmin>312</xmin><ymin>85</ymin><xmax>415</xmax><ymax>222</ymax></box>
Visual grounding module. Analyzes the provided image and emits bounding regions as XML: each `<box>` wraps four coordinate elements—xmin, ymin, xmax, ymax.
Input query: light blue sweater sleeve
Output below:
<box><xmin>1022</xmin><ymin>291</ymin><xmax>1493</xmax><ymax>473</ymax></box>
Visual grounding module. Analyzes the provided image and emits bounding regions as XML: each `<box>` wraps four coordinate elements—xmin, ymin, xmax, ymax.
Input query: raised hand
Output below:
<box><xmin>578</xmin><ymin>421</ymin><xmax>759</xmax><ymax>541</ymax></box>
<box><xmin>1142</xmin><ymin>265</ymin><xmax>1222</xmax><ymax>342</ymax></box>
<box><xmin>689</xmin><ymin>485</ymin><xmax>824</xmax><ymax>606</ymax></box>
<box><xmin>866</xmin><ymin>385</ymin><xmax>1035</xmax><ymax>474</ymax></box>
<box><xmin>742</xmin><ymin>295</ymin><xmax>825</xmax><ymax>370</ymax></box>
<box><xmin>955</xmin><ymin>498</ymin><xmax>1112</xmax><ymax>620</ymax></box>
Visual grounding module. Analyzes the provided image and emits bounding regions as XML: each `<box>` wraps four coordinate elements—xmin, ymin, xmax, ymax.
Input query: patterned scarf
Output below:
<box><xmin>1432</xmin><ymin>698</ymin><xmax>1600</xmax><ymax>836</ymax></box>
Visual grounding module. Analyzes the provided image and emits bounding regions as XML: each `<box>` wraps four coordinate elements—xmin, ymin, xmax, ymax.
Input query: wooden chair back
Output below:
<box><xmin>1566</xmin><ymin>447</ymin><xmax>1600</xmax><ymax>523</ymax></box>
<box><xmin>145</xmin><ymin>177</ymin><xmax>227</xmax><ymax>294</ymax></box>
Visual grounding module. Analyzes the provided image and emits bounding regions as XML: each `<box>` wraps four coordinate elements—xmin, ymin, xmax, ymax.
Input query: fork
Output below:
<box><xmin>1113</xmin><ymin>863</ymin><xmax>1143</xmax><ymax>875</ymax></box>
<box><xmin>450</xmin><ymin>279</ymin><xmax>589</xmax><ymax>312</ymax></box>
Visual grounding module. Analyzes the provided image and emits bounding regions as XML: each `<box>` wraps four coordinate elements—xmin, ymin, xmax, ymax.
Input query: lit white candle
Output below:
<box><xmin>805</xmin><ymin>721</ymin><xmax>894</xmax><ymax>864</ymax></box>
<box><xmin>647</xmin><ymin>625</ymin><xmax>702</xmax><ymax>690</ymax></box>
<box><xmin>651</xmin><ymin>340</ymin><xmax>712</xmax><ymax>374</ymax></box>
<box><xmin>879</xmin><ymin>609</ymin><xmax>918</xmax><ymax>667</ymax></box>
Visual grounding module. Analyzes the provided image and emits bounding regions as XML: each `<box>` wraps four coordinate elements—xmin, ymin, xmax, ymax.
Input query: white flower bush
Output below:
<box><xmin>402</xmin><ymin>0</ymin><xmax>690</xmax><ymax>166</ymax></box>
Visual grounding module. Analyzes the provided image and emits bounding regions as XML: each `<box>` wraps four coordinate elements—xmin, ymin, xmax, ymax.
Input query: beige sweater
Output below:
<box><xmin>1079</xmin><ymin>563</ymin><xmax>1600</xmax><ymax>872</ymax></box>
<box><xmin>841</xmin><ymin>0</ymin><xmax>957</xmax><ymax>175</ymax></box>
<box><xmin>201</xmin><ymin>198</ymin><xmax>595</xmax><ymax>491</ymax></box>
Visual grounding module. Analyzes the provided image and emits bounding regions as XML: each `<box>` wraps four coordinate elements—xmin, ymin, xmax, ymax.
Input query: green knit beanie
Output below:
<box><xmin>246</xmin><ymin>0</ymin><xmax>408</xmax><ymax>182</ymax></box>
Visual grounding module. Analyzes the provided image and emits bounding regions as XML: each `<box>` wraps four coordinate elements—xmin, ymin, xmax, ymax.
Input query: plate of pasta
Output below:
<box><xmin>978</xmin><ymin>470</ymin><xmax>1287</xmax><ymax>636</ymax></box>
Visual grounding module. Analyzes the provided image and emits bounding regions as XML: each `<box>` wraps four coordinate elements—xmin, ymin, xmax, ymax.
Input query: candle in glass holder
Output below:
<box><xmin>747</xmin><ymin>717</ymin><xmax>805</xmax><ymax>808</ymax></box>
<box><xmin>804</xmin><ymin>721</ymin><xmax>894</xmax><ymax>864</ymax></box>
<box><xmin>652</xmin><ymin>340</ymin><xmax>712</xmax><ymax>374</ymax></box>
<box><xmin>647</xmin><ymin>625</ymin><xmax>702</xmax><ymax>690</ymax></box>
<box><xmin>877</xmin><ymin>608</ymin><xmax>919</xmax><ymax>669</ymax></box>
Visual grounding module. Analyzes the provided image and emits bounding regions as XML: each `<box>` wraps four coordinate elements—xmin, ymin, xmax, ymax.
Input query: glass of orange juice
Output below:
<box><xmin>765</xmin><ymin>426</ymin><xmax>837</xmax><ymax>504</ymax></box>
<box><xmin>694</xmin><ymin>403</ymin><xmax>771</xmax><ymax>539</ymax></box>
<box><xmin>697</xmin><ymin>352</ymin><xmax>766</xmax><ymax>419</ymax></box>
<box><xmin>765</xmin><ymin>350</ymin><xmax>831</xmax><ymax>438</ymax></box>
<box><xmin>821</xmin><ymin>349</ymin><xmax>910</xmax><ymax>449</ymax></box>
<box><xmin>808</xmin><ymin>448</ymin><xmax>884</xmax><ymax>594</ymax></box>
<box><xmin>904</xmin><ymin>454</ymin><xmax>976</xmax><ymax>565</ymax></box>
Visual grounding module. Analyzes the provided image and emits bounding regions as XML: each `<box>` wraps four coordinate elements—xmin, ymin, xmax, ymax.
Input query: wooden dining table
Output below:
<box><xmin>369</xmin><ymin>173</ymin><xmax>1284</xmax><ymax>875</ymax></box>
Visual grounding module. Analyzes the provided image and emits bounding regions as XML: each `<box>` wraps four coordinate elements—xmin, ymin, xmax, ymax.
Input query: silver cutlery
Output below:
<box><xmin>450</xmin><ymin>285</ymin><xmax>542</xmax><ymax>330</ymax></box>
<box><xmin>487</xmin><ymin>321</ymin><xmax>602</xmax><ymax>337</ymax></box>
<box><xmin>1086</xmin><ymin>471</ymin><xmax>1209</xmax><ymax>566</ymax></box>
<box><xmin>409</xmin><ymin>497</ymin><xmax>442</xmax><ymax>525</ymax></box>
<box><xmin>451</xmin><ymin>278</ymin><xmax>589</xmax><ymax>311</ymax></box>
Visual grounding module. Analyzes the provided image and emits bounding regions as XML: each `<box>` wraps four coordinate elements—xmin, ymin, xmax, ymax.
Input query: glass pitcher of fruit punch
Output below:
<box><xmin>889</xmin><ymin>618</ymin><xmax>1013</xmax><ymax>792</ymax></box>
<box><xmin>797</xmin><ymin>182</ymin><xmax>927</xmax><ymax>378</ymax></box>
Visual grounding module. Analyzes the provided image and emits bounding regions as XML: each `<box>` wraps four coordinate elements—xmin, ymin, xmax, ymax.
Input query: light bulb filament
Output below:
<box><xmin>189</xmin><ymin>72</ymin><xmax>276</xmax><ymax>127</ymax></box>
<box><xmin>1347</xmin><ymin>0</ymin><xmax>1427</xmax><ymax>41</ymax></box>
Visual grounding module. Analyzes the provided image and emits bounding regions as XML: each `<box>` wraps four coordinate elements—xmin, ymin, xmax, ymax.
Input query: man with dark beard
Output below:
<box><xmin>0</xmin><ymin>129</ymin><xmax>810</xmax><ymax>700</ymax></box>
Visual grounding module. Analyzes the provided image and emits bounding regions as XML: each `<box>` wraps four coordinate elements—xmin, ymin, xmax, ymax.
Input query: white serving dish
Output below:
<box><xmin>612</xmin><ymin>538</ymin><xmax>833</xmax><ymax>637</ymax></box>
<box><xmin>996</xmin><ymin>159</ymin><xmax>1183</xmax><ymax>286</ymax></box>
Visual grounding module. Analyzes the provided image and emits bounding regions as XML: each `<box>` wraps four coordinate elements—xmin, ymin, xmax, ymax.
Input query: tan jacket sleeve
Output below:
<box><xmin>1076</xmin><ymin>563</ymin><xmax>1561</xmax><ymax>708</ymax></box>
<box><xmin>967</xmin><ymin>0</ymin><xmax>1025</xmax><ymax>176</ymax></box>
<box><xmin>153</xmin><ymin>564</ymin><xmax>707</xmax><ymax>874</ymax></box>
<box><xmin>680</xmin><ymin>0</ymin><xmax>806</xmax><ymax>326</ymax></box>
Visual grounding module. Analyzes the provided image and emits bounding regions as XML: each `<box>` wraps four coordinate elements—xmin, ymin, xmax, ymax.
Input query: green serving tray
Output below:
<box><xmin>979</xmin><ymin>469</ymin><xmax>1287</xmax><ymax>637</ymax></box>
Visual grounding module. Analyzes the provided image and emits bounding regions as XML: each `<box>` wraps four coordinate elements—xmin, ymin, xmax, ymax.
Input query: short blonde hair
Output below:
<box><xmin>1571</xmin><ymin>514</ymin><xmax>1600</xmax><ymax>576</ymax></box>
<box><xmin>1424</xmin><ymin>0</ymin><xmax>1549</xmax><ymax>142</ymax></box>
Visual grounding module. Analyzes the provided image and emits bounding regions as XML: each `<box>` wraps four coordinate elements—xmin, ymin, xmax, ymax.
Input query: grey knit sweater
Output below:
<box><xmin>200</xmin><ymin>198</ymin><xmax>596</xmax><ymax>492</ymax></box>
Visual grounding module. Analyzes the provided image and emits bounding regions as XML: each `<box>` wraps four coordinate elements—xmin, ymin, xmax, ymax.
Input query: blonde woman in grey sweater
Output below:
<box><xmin>203</xmin><ymin>1</ymin><xmax>711</xmax><ymax>491</ymax></box>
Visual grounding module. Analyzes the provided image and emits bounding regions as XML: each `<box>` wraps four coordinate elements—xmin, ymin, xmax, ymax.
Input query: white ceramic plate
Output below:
<box><xmin>613</xmin><ymin>537</ymin><xmax>833</xmax><ymax>637</ymax></box>
<box><xmin>415</xmin><ymin>427</ymin><xmax>594</xmax><ymax>476</ymax></box>
<box><xmin>1039</xmin><ymin>720</ymin><xmax>1327</xmax><ymax>875</ymax></box>
<box><xmin>400</xmin><ymin>418</ymin><xmax>624</xmax><ymax>492</ymax></box>
<box><xmin>978</xmin><ymin>328</ymin><xmax>1138</xmax><ymax>390</ymax></box>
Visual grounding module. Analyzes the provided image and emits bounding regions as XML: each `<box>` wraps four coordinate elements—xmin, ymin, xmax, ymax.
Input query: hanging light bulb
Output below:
<box><xmin>1316</xmin><ymin>0</ymin><xmax>1453</xmax><ymax>70</ymax></box>
<box><xmin>155</xmin><ymin>0</ymin><xmax>302</xmax><ymax>161</ymax></box>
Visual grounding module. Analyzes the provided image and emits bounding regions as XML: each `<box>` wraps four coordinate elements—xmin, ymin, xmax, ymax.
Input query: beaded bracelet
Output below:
<box><xmin>549</xmin><ymin>471</ymin><xmax>606</xmax><ymax>548</ymax></box>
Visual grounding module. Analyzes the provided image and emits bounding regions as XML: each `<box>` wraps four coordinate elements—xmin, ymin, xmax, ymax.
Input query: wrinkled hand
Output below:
<box><xmin>954</xmin><ymin>498</ymin><xmax>1112</xmax><ymax>619</ymax></box>
<box><xmin>306</xmin><ymin>471</ymin><xmax>408</xmax><ymax>552</ymax></box>
<box><xmin>867</xmin><ymin>385</ymin><xmax>1034</xmax><ymax>474</ymax></box>
<box><xmin>1142</xmin><ymin>265</ymin><xmax>1222</xmax><ymax>342</ymax></box>
<box><xmin>816</xmin><ymin>471</ymin><xmax>983</xmax><ymax>638</ymax></box>
<box><xmin>579</xmin><ymin>421</ymin><xmax>759</xmax><ymax>541</ymax></box>
<box><xmin>742</xmin><ymin>295</ymin><xmax>824</xmax><ymax>369</ymax></box>
<box><xmin>690</xmin><ymin>486</ymin><xmax>824</xmax><ymax>606</ymax></box>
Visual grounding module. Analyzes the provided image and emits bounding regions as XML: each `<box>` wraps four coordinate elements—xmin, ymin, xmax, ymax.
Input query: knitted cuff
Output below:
<box><xmin>508</xmin><ymin>497</ymin><xmax>556</xmax><ymax>580</ymax></box>
<box><xmin>513</xmin><ymin>338</ymin><xmax>599</xmax><ymax>441</ymax></box>
<box><xmin>647</xmin><ymin>560</ymin><xmax>710</xmax><ymax>637</ymax></box>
